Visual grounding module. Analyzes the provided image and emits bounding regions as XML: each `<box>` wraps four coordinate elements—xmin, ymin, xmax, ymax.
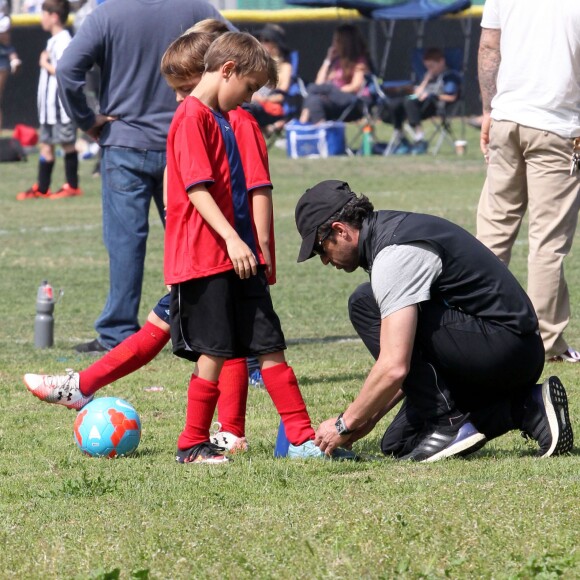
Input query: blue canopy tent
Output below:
<box><xmin>284</xmin><ymin>0</ymin><xmax>408</xmax><ymax>19</ymax></box>
<box><xmin>286</xmin><ymin>0</ymin><xmax>472</xmax><ymax>77</ymax></box>
<box><xmin>371</xmin><ymin>0</ymin><xmax>472</xmax><ymax>78</ymax></box>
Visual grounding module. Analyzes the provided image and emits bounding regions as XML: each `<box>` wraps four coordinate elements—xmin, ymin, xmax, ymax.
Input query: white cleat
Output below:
<box><xmin>23</xmin><ymin>369</ymin><xmax>93</xmax><ymax>410</ymax></box>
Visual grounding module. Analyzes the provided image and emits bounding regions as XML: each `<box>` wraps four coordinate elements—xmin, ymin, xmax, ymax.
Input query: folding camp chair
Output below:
<box><xmin>410</xmin><ymin>46</ymin><xmax>466</xmax><ymax>154</ymax></box>
<box><xmin>265</xmin><ymin>51</ymin><xmax>308</xmax><ymax>149</ymax></box>
<box><xmin>337</xmin><ymin>72</ymin><xmax>392</xmax><ymax>156</ymax></box>
<box><xmin>381</xmin><ymin>46</ymin><xmax>465</xmax><ymax>155</ymax></box>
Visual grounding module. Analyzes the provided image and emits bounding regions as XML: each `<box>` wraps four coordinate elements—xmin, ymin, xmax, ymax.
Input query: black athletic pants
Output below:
<box><xmin>383</xmin><ymin>95</ymin><xmax>439</xmax><ymax>131</ymax></box>
<box><xmin>348</xmin><ymin>282</ymin><xmax>545</xmax><ymax>457</ymax></box>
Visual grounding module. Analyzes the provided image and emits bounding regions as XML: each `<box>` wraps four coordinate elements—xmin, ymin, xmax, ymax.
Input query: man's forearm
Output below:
<box><xmin>57</xmin><ymin>65</ymin><xmax>95</xmax><ymax>131</ymax></box>
<box><xmin>56</xmin><ymin>27</ymin><xmax>99</xmax><ymax>131</ymax></box>
<box><xmin>478</xmin><ymin>28</ymin><xmax>501</xmax><ymax>113</ymax></box>
<box><xmin>342</xmin><ymin>361</ymin><xmax>405</xmax><ymax>431</ymax></box>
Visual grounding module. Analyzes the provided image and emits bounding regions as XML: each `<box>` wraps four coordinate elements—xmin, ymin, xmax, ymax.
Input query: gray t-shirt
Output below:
<box><xmin>371</xmin><ymin>242</ymin><xmax>443</xmax><ymax>319</ymax></box>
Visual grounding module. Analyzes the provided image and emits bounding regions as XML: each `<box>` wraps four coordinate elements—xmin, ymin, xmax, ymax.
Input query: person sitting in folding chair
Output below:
<box><xmin>244</xmin><ymin>24</ymin><xmax>293</xmax><ymax>137</ymax></box>
<box><xmin>386</xmin><ymin>47</ymin><xmax>460</xmax><ymax>155</ymax></box>
<box><xmin>299</xmin><ymin>23</ymin><xmax>371</xmax><ymax>124</ymax></box>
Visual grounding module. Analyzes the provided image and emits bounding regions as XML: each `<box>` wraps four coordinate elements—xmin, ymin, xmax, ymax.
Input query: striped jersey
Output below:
<box><xmin>37</xmin><ymin>29</ymin><xmax>72</xmax><ymax>125</ymax></box>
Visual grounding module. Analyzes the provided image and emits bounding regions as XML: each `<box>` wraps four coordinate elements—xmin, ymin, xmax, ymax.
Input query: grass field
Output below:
<box><xmin>1</xmin><ymin>124</ymin><xmax>579</xmax><ymax>579</ymax></box>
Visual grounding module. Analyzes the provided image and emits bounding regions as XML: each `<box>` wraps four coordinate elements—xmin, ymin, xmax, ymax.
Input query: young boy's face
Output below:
<box><xmin>424</xmin><ymin>58</ymin><xmax>445</xmax><ymax>77</ymax></box>
<box><xmin>218</xmin><ymin>65</ymin><xmax>268</xmax><ymax>112</ymax></box>
<box><xmin>41</xmin><ymin>9</ymin><xmax>55</xmax><ymax>32</ymax></box>
<box><xmin>168</xmin><ymin>74</ymin><xmax>203</xmax><ymax>103</ymax></box>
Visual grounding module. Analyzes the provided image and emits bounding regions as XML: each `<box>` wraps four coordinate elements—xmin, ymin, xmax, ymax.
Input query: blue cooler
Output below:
<box><xmin>286</xmin><ymin>121</ymin><xmax>346</xmax><ymax>159</ymax></box>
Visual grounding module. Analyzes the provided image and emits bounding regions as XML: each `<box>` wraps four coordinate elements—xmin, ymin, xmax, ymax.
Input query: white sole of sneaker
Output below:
<box><xmin>424</xmin><ymin>432</ymin><xmax>487</xmax><ymax>463</ymax></box>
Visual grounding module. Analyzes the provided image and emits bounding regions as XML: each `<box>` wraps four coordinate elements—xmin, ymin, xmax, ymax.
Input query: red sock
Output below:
<box><xmin>177</xmin><ymin>374</ymin><xmax>220</xmax><ymax>450</ymax></box>
<box><xmin>216</xmin><ymin>358</ymin><xmax>248</xmax><ymax>437</ymax></box>
<box><xmin>79</xmin><ymin>321</ymin><xmax>170</xmax><ymax>396</ymax></box>
<box><xmin>261</xmin><ymin>362</ymin><xmax>315</xmax><ymax>446</ymax></box>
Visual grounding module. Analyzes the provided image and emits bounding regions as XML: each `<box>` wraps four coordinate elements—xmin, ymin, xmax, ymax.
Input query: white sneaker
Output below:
<box><xmin>210</xmin><ymin>422</ymin><xmax>248</xmax><ymax>453</ymax></box>
<box><xmin>288</xmin><ymin>439</ymin><xmax>358</xmax><ymax>460</ymax></box>
<box><xmin>548</xmin><ymin>347</ymin><xmax>580</xmax><ymax>363</ymax></box>
<box><xmin>23</xmin><ymin>369</ymin><xmax>93</xmax><ymax>410</ymax></box>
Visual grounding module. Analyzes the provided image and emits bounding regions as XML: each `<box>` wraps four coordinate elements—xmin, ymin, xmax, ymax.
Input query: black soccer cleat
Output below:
<box><xmin>521</xmin><ymin>376</ymin><xmax>573</xmax><ymax>457</ymax></box>
<box><xmin>400</xmin><ymin>418</ymin><xmax>487</xmax><ymax>463</ymax></box>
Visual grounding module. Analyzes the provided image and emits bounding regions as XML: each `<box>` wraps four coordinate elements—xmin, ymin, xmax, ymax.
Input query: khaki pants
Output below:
<box><xmin>477</xmin><ymin>120</ymin><xmax>580</xmax><ymax>358</ymax></box>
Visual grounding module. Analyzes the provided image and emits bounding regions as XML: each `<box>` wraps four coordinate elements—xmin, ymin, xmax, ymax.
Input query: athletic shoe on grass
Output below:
<box><xmin>521</xmin><ymin>376</ymin><xmax>573</xmax><ymax>457</ymax></box>
<box><xmin>210</xmin><ymin>422</ymin><xmax>248</xmax><ymax>453</ymax></box>
<box><xmin>16</xmin><ymin>184</ymin><xmax>51</xmax><ymax>200</ymax></box>
<box><xmin>49</xmin><ymin>183</ymin><xmax>83</xmax><ymax>199</ymax></box>
<box><xmin>288</xmin><ymin>439</ymin><xmax>358</xmax><ymax>461</ymax></box>
<box><xmin>23</xmin><ymin>369</ymin><xmax>93</xmax><ymax>410</ymax></box>
<box><xmin>175</xmin><ymin>442</ymin><xmax>229</xmax><ymax>464</ymax></box>
<box><xmin>73</xmin><ymin>338</ymin><xmax>109</xmax><ymax>354</ymax></box>
<box><xmin>548</xmin><ymin>347</ymin><xmax>580</xmax><ymax>363</ymax></box>
<box><xmin>400</xmin><ymin>418</ymin><xmax>487</xmax><ymax>462</ymax></box>
<box><xmin>249</xmin><ymin>368</ymin><xmax>265</xmax><ymax>389</ymax></box>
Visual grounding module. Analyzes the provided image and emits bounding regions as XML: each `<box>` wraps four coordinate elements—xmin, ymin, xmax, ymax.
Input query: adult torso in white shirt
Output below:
<box><xmin>482</xmin><ymin>0</ymin><xmax>580</xmax><ymax>138</ymax></box>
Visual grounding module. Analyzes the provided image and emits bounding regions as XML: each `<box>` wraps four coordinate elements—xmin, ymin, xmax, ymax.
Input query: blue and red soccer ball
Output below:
<box><xmin>74</xmin><ymin>397</ymin><xmax>141</xmax><ymax>458</ymax></box>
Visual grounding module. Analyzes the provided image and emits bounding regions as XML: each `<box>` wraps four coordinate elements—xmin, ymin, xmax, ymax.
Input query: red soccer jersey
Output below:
<box><xmin>164</xmin><ymin>97</ymin><xmax>273</xmax><ymax>284</ymax></box>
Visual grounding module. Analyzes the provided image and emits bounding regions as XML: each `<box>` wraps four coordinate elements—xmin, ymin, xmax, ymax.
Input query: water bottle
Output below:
<box><xmin>362</xmin><ymin>124</ymin><xmax>373</xmax><ymax>157</ymax></box>
<box><xmin>34</xmin><ymin>280</ymin><xmax>54</xmax><ymax>348</ymax></box>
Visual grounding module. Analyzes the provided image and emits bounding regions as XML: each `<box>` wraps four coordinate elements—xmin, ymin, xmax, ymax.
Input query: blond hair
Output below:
<box><xmin>204</xmin><ymin>31</ymin><xmax>278</xmax><ymax>88</ymax></box>
<box><xmin>185</xmin><ymin>18</ymin><xmax>230</xmax><ymax>36</ymax></box>
<box><xmin>160</xmin><ymin>32</ymin><xmax>214</xmax><ymax>83</ymax></box>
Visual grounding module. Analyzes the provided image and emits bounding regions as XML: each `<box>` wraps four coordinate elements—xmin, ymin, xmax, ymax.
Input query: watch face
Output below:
<box><xmin>336</xmin><ymin>417</ymin><xmax>348</xmax><ymax>435</ymax></box>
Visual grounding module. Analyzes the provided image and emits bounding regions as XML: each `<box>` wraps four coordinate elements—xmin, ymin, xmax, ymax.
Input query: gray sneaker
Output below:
<box><xmin>23</xmin><ymin>369</ymin><xmax>93</xmax><ymax>410</ymax></box>
<box><xmin>288</xmin><ymin>439</ymin><xmax>358</xmax><ymax>461</ymax></box>
<box><xmin>521</xmin><ymin>376</ymin><xmax>573</xmax><ymax>457</ymax></box>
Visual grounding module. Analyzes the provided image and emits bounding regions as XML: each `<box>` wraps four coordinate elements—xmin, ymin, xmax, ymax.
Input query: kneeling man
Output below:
<box><xmin>295</xmin><ymin>180</ymin><xmax>573</xmax><ymax>461</ymax></box>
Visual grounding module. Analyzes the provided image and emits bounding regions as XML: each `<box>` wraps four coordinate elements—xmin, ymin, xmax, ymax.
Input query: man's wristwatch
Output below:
<box><xmin>335</xmin><ymin>412</ymin><xmax>353</xmax><ymax>436</ymax></box>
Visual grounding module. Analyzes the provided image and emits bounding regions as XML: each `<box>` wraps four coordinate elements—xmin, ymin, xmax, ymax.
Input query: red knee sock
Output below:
<box><xmin>216</xmin><ymin>358</ymin><xmax>248</xmax><ymax>437</ymax></box>
<box><xmin>177</xmin><ymin>374</ymin><xmax>220</xmax><ymax>450</ymax></box>
<box><xmin>79</xmin><ymin>321</ymin><xmax>170</xmax><ymax>396</ymax></box>
<box><xmin>261</xmin><ymin>362</ymin><xmax>315</xmax><ymax>446</ymax></box>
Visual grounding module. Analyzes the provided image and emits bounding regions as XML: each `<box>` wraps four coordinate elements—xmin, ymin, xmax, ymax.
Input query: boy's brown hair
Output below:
<box><xmin>41</xmin><ymin>0</ymin><xmax>70</xmax><ymax>25</ymax></box>
<box><xmin>423</xmin><ymin>47</ymin><xmax>445</xmax><ymax>63</ymax></box>
<box><xmin>160</xmin><ymin>32</ymin><xmax>214</xmax><ymax>83</ymax></box>
<box><xmin>204</xmin><ymin>31</ymin><xmax>278</xmax><ymax>89</ymax></box>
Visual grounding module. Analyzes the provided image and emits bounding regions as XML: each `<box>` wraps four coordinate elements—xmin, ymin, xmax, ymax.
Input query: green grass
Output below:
<box><xmin>1</xmin><ymin>123</ymin><xmax>579</xmax><ymax>579</ymax></box>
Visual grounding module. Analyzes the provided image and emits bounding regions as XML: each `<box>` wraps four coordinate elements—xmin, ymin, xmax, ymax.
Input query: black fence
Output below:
<box><xmin>3</xmin><ymin>16</ymin><xmax>482</xmax><ymax>129</ymax></box>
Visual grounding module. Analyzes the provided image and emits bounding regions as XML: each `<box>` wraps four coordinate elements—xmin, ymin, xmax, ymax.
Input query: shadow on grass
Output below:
<box><xmin>286</xmin><ymin>334</ymin><xmax>361</xmax><ymax>345</ymax></box>
<box><xmin>298</xmin><ymin>370</ymin><xmax>369</xmax><ymax>386</ymax></box>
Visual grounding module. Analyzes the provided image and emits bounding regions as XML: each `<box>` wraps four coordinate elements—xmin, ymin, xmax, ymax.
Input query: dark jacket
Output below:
<box><xmin>57</xmin><ymin>0</ymin><xmax>230</xmax><ymax>150</ymax></box>
<box><xmin>358</xmin><ymin>210</ymin><xmax>538</xmax><ymax>334</ymax></box>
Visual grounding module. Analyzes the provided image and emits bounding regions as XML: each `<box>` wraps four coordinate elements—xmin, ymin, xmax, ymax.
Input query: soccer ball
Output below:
<box><xmin>73</xmin><ymin>397</ymin><xmax>141</xmax><ymax>458</ymax></box>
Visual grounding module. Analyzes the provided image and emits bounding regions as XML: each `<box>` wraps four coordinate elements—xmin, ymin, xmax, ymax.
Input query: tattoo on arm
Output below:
<box><xmin>478</xmin><ymin>28</ymin><xmax>501</xmax><ymax>113</ymax></box>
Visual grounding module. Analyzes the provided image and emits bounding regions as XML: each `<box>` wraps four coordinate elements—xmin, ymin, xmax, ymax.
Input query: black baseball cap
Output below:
<box><xmin>295</xmin><ymin>180</ymin><xmax>356</xmax><ymax>262</ymax></box>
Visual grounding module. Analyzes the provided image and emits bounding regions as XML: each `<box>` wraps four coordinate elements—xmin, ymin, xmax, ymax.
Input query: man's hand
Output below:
<box><xmin>480</xmin><ymin>112</ymin><xmax>492</xmax><ymax>162</ymax></box>
<box><xmin>86</xmin><ymin>113</ymin><xmax>117</xmax><ymax>142</ymax></box>
<box><xmin>314</xmin><ymin>417</ymin><xmax>351</xmax><ymax>456</ymax></box>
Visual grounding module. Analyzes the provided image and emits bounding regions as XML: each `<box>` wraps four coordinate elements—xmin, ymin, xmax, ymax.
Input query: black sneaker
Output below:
<box><xmin>175</xmin><ymin>441</ymin><xmax>229</xmax><ymax>464</ymax></box>
<box><xmin>74</xmin><ymin>338</ymin><xmax>109</xmax><ymax>354</ymax></box>
<box><xmin>400</xmin><ymin>418</ymin><xmax>487</xmax><ymax>463</ymax></box>
<box><xmin>521</xmin><ymin>376</ymin><xmax>573</xmax><ymax>457</ymax></box>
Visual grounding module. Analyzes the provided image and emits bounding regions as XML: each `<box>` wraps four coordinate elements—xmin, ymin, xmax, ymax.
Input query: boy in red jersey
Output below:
<box><xmin>23</xmin><ymin>29</ymin><xmax>273</xmax><ymax>457</ymax></box>
<box><xmin>165</xmin><ymin>32</ymin><xmax>355</xmax><ymax>464</ymax></box>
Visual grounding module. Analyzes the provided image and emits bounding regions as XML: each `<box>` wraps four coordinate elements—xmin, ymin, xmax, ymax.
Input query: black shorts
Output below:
<box><xmin>170</xmin><ymin>269</ymin><xmax>286</xmax><ymax>362</ymax></box>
